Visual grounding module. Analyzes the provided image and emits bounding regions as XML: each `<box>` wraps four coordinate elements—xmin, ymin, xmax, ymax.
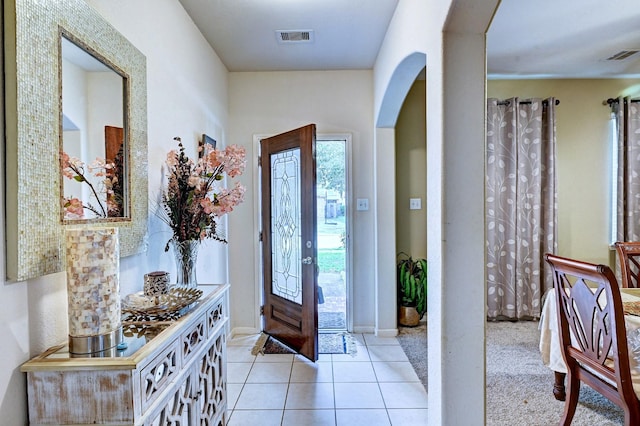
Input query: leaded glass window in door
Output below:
<box><xmin>270</xmin><ymin>148</ymin><xmax>302</xmax><ymax>304</ymax></box>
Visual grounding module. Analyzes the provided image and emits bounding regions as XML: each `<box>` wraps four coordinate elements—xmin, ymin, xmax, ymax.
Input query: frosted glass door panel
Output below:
<box><xmin>271</xmin><ymin>148</ymin><xmax>302</xmax><ymax>305</ymax></box>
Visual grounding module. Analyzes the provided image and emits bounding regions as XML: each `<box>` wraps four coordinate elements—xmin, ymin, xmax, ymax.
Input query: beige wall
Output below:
<box><xmin>0</xmin><ymin>1</ymin><xmax>229</xmax><ymax>423</ymax></box>
<box><xmin>227</xmin><ymin>70</ymin><xmax>376</xmax><ymax>333</ymax></box>
<box><xmin>395</xmin><ymin>79</ymin><xmax>427</xmax><ymax>259</ymax></box>
<box><xmin>89</xmin><ymin>0</ymin><xmax>231</xmax><ymax>287</ymax></box>
<box><xmin>488</xmin><ymin>79</ymin><xmax>640</xmax><ymax>267</ymax></box>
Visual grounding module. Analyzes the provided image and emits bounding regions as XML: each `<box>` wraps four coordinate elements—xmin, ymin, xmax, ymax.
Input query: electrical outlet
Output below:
<box><xmin>356</xmin><ymin>198</ymin><xmax>369</xmax><ymax>211</ymax></box>
<box><xmin>410</xmin><ymin>198</ymin><xmax>422</xmax><ymax>210</ymax></box>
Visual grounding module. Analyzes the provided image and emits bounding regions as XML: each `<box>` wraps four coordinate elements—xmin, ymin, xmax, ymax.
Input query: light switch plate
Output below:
<box><xmin>410</xmin><ymin>198</ymin><xmax>422</xmax><ymax>210</ymax></box>
<box><xmin>356</xmin><ymin>198</ymin><xmax>369</xmax><ymax>211</ymax></box>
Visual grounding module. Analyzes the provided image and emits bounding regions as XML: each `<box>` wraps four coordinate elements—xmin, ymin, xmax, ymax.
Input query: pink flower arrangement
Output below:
<box><xmin>60</xmin><ymin>151</ymin><xmax>118</xmax><ymax>219</ymax></box>
<box><xmin>159</xmin><ymin>137</ymin><xmax>246</xmax><ymax>249</ymax></box>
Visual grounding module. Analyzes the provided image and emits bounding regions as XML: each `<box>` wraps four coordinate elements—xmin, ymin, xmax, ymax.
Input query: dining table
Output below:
<box><xmin>539</xmin><ymin>287</ymin><xmax>640</xmax><ymax>400</ymax></box>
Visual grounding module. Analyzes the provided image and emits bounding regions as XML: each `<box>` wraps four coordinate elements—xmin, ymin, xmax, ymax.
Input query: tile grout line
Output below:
<box><xmin>279</xmin><ymin>356</ymin><xmax>295</xmax><ymax>425</ymax></box>
<box><xmin>228</xmin><ymin>346</ymin><xmax>258</xmax><ymax>420</ymax></box>
<box><xmin>332</xmin><ymin>355</ymin><xmax>338</xmax><ymax>425</ymax></box>
<box><xmin>364</xmin><ymin>335</ymin><xmax>394</xmax><ymax>425</ymax></box>
<box><xmin>368</xmin><ymin>344</ymin><xmax>394</xmax><ymax>424</ymax></box>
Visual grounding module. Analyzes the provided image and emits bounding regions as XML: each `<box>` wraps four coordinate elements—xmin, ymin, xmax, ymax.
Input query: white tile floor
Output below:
<box><xmin>226</xmin><ymin>333</ymin><xmax>428</xmax><ymax>426</ymax></box>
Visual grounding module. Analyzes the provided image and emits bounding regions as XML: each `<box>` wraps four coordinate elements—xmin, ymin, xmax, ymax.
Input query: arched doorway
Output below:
<box><xmin>373</xmin><ymin>52</ymin><xmax>426</xmax><ymax>335</ymax></box>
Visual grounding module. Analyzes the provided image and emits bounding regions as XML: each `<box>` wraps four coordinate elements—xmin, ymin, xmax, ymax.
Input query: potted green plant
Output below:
<box><xmin>397</xmin><ymin>253</ymin><xmax>427</xmax><ymax>326</ymax></box>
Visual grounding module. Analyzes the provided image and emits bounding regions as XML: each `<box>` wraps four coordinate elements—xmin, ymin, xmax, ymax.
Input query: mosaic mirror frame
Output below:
<box><xmin>4</xmin><ymin>0</ymin><xmax>148</xmax><ymax>281</ymax></box>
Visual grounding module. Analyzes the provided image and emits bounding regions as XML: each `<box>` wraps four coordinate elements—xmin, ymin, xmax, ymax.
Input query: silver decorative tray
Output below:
<box><xmin>122</xmin><ymin>287</ymin><xmax>203</xmax><ymax>322</ymax></box>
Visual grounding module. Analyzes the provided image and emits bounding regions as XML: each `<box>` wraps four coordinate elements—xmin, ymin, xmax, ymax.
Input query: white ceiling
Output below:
<box><xmin>178</xmin><ymin>0</ymin><xmax>399</xmax><ymax>72</ymax></box>
<box><xmin>487</xmin><ymin>0</ymin><xmax>640</xmax><ymax>79</ymax></box>
<box><xmin>179</xmin><ymin>0</ymin><xmax>640</xmax><ymax>78</ymax></box>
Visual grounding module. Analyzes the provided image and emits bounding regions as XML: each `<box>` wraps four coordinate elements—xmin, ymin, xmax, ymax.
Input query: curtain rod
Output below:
<box><xmin>604</xmin><ymin>98</ymin><xmax>640</xmax><ymax>106</ymax></box>
<box><xmin>496</xmin><ymin>99</ymin><xmax>560</xmax><ymax>106</ymax></box>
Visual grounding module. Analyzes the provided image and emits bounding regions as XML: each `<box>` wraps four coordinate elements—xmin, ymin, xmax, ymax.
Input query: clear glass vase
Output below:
<box><xmin>172</xmin><ymin>239</ymin><xmax>200</xmax><ymax>289</ymax></box>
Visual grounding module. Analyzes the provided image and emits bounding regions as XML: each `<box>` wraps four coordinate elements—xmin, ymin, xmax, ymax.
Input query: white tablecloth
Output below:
<box><xmin>539</xmin><ymin>287</ymin><xmax>640</xmax><ymax>373</ymax></box>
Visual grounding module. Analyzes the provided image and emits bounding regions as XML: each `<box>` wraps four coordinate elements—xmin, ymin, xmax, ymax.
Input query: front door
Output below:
<box><xmin>260</xmin><ymin>124</ymin><xmax>318</xmax><ymax>361</ymax></box>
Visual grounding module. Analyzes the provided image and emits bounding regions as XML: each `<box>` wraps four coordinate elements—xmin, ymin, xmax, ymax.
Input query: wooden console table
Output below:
<box><xmin>21</xmin><ymin>284</ymin><xmax>229</xmax><ymax>425</ymax></box>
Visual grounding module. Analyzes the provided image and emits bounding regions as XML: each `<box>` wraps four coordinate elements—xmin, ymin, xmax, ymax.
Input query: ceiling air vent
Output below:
<box><xmin>276</xmin><ymin>30</ymin><xmax>314</xmax><ymax>44</ymax></box>
<box><xmin>606</xmin><ymin>49</ymin><xmax>640</xmax><ymax>61</ymax></box>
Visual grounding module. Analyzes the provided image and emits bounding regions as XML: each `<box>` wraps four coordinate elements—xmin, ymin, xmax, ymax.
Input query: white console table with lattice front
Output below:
<box><xmin>21</xmin><ymin>284</ymin><xmax>229</xmax><ymax>425</ymax></box>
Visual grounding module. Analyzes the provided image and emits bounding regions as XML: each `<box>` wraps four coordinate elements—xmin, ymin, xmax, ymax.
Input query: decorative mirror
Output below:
<box><xmin>60</xmin><ymin>33</ymin><xmax>128</xmax><ymax>221</ymax></box>
<box><xmin>5</xmin><ymin>0</ymin><xmax>148</xmax><ymax>281</ymax></box>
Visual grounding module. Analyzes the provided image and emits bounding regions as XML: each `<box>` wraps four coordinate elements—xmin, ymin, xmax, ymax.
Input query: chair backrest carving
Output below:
<box><xmin>545</xmin><ymin>253</ymin><xmax>638</xmax><ymax>423</ymax></box>
<box><xmin>615</xmin><ymin>242</ymin><xmax>640</xmax><ymax>288</ymax></box>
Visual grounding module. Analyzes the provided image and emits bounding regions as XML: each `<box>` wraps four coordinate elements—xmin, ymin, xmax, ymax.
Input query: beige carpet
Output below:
<box><xmin>397</xmin><ymin>320</ymin><xmax>626</xmax><ymax>424</ymax></box>
<box><xmin>486</xmin><ymin>321</ymin><xmax>624</xmax><ymax>425</ymax></box>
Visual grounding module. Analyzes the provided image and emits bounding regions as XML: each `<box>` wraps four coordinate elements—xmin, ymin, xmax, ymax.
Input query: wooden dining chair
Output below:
<box><xmin>545</xmin><ymin>253</ymin><xmax>640</xmax><ymax>426</ymax></box>
<box><xmin>615</xmin><ymin>242</ymin><xmax>640</xmax><ymax>288</ymax></box>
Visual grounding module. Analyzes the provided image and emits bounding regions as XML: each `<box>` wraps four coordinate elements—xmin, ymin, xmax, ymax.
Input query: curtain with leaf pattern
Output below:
<box><xmin>614</xmin><ymin>97</ymin><xmax>640</xmax><ymax>242</ymax></box>
<box><xmin>486</xmin><ymin>98</ymin><xmax>558</xmax><ymax>320</ymax></box>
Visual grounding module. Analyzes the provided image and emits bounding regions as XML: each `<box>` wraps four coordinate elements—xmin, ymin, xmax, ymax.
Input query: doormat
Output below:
<box><xmin>251</xmin><ymin>332</ymin><xmax>357</xmax><ymax>356</ymax></box>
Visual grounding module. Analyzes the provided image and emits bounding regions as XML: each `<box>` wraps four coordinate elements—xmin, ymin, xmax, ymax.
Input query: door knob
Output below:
<box><xmin>302</xmin><ymin>256</ymin><xmax>313</xmax><ymax>265</ymax></box>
